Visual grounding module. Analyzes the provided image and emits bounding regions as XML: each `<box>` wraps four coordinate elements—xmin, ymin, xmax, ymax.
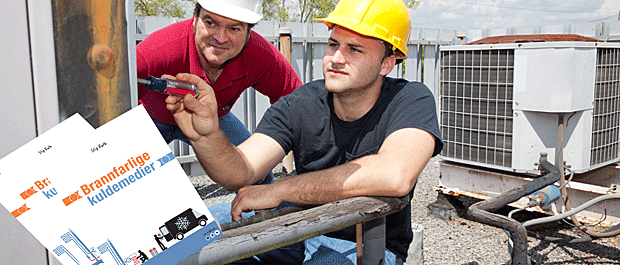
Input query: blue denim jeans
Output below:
<box><xmin>209</xmin><ymin>202</ymin><xmax>403</xmax><ymax>265</ymax></box>
<box><xmin>152</xmin><ymin>113</ymin><xmax>274</xmax><ymax>184</ymax></box>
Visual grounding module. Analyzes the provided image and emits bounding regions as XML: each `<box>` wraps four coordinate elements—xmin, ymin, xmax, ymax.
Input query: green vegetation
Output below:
<box><xmin>135</xmin><ymin>0</ymin><xmax>420</xmax><ymax>21</ymax></box>
<box><xmin>134</xmin><ymin>0</ymin><xmax>190</xmax><ymax>18</ymax></box>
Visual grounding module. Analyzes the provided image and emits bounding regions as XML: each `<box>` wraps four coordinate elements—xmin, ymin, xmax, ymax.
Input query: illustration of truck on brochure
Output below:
<box><xmin>159</xmin><ymin>208</ymin><xmax>208</xmax><ymax>241</ymax></box>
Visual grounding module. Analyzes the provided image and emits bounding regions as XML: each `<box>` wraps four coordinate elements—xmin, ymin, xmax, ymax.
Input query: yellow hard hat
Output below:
<box><xmin>314</xmin><ymin>0</ymin><xmax>411</xmax><ymax>59</ymax></box>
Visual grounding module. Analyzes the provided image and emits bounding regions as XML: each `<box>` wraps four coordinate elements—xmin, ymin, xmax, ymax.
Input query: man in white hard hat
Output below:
<box><xmin>166</xmin><ymin>0</ymin><xmax>443</xmax><ymax>264</ymax></box>
<box><xmin>136</xmin><ymin>0</ymin><xmax>302</xmax><ymax>185</ymax></box>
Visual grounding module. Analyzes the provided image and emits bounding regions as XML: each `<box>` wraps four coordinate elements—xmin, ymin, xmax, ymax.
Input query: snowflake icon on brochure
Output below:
<box><xmin>159</xmin><ymin>208</ymin><xmax>209</xmax><ymax>241</ymax></box>
<box><xmin>175</xmin><ymin>216</ymin><xmax>191</xmax><ymax>231</ymax></box>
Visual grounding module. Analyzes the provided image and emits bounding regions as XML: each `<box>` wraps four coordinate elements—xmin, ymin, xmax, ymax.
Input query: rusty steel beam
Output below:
<box><xmin>438</xmin><ymin>161</ymin><xmax>620</xmax><ymax>226</ymax></box>
<box><xmin>52</xmin><ymin>0</ymin><xmax>131</xmax><ymax>127</ymax></box>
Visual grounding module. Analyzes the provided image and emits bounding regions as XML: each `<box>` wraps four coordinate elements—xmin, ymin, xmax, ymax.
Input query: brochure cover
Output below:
<box><xmin>0</xmin><ymin>105</ymin><xmax>221</xmax><ymax>265</ymax></box>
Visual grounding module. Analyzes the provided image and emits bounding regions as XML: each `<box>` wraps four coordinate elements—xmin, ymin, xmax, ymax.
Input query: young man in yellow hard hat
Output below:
<box><xmin>166</xmin><ymin>0</ymin><xmax>443</xmax><ymax>263</ymax></box>
<box><xmin>137</xmin><ymin>0</ymin><xmax>303</xmax><ymax>185</ymax></box>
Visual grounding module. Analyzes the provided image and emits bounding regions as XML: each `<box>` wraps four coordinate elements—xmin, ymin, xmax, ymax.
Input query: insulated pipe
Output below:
<box><xmin>522</xmin><ymin>193</ymin><xmax>620</xmax><ymax>228</ymax></box>
<box><xmin>467</xmin><ymin>158</ymin><xmax>561</xmax><ymax>265</ymax></box>
<box><xmin>523</xmin><ymin>193</ymin><xmax>620</xmax><ymax>244</ymax></box>
<box><xmin>180</xmin><ymin>196</ymin><xmax>409</xmax><ymax>265</ymax></box>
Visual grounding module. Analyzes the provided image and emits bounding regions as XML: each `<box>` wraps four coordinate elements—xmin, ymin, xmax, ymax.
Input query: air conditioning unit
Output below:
<box><xmin>438</xmin><ymin>36</ymin><xmax>620</xmax><ymax>174</ymax></box>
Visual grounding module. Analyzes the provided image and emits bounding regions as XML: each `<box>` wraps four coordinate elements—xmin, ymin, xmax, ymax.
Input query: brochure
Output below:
<box><xmin>0</xmin><ymin>105</ymin><xmax>221</xmax><ymax>265</ymax></box>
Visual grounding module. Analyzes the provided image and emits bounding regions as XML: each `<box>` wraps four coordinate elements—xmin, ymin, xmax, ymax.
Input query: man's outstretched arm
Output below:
<box><xmin>230</xmin><ymin>127</ymin><xmax>437</xmax><ymax>221</ymax></box>
<box><xmin>165</xmin><ymin>73</ymin><xmax>284</xmax><ymax>191</ymax></box>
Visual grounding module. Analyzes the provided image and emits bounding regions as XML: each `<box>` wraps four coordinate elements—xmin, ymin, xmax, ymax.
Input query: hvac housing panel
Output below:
<box><xmin>439</xmin><ymin>42</ymin><xmax>620</xmax><ymax>174</ymax></box>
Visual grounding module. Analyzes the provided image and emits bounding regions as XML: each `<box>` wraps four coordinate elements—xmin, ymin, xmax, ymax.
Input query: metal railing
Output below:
<box><xmin>178</xmin><ymin>196</ymin><xmax>410</xmax><ymax>265</ymax></box>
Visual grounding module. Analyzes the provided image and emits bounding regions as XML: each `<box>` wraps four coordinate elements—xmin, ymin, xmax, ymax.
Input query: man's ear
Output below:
<box><xmin>380</xmin><ymin>55</ymin><xmax>397</xmax><ymax>76</ymax></box>
<box><xmin>192</xmin><ymin>16</ymin><xmax>198</xmax><ymax>35</ymax></box>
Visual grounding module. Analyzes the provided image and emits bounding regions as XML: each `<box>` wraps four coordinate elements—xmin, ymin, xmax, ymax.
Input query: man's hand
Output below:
<box><xmin>164</xmin><ymin>73</ymin><xmax>219</xmax><ymax>141</ymax></box>
<box><xmin>230</xmin><ymin>184</ymin><xmax>284</xmax><ymax>222</ymax></box>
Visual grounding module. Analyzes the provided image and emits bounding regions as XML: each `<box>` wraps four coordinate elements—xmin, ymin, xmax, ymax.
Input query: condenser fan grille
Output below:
<box><xmin>591</xmin><ymin>48</ymin><xmax>620</xmax><ymax>166</ymax></box>
<box><xmin>439</xmin><ymin>49</ymin><xmax>514</xmax><ymax>167</ymax></box>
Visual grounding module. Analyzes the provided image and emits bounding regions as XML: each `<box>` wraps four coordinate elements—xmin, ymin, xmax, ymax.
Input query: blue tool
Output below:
<box><xmin>137</xmin><ymin>76</ymin><xmax>199</xmax><ymax>97</ymax></box>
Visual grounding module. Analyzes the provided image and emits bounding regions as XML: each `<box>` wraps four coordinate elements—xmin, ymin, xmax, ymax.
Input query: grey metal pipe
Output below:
<box><xmin>467</xmin><ymin>158</ymin><xmax>561</xmax><ymax>265</ymax></box>
<box><xmin>363</xmin><ymin>217</ymin><xmax>386</xmax><ymax>265</ymax></box>
<box><xmin>248</xmin><ymin>88</ymin><xmax>257</xmax><ymax>132</ymax></box>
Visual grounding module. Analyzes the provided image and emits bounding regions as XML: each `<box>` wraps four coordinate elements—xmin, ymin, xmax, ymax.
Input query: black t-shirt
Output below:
<box><xmin>255</xmin><ymin>77</ymin><xmax>443</xmax><ymax>260</ymax></box>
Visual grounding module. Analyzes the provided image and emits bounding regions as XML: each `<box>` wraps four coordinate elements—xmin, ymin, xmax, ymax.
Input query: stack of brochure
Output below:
<box><xmin>0</xmin><ymin>105</ymin><xmax>221</xmax><ymax>265</ymax></box>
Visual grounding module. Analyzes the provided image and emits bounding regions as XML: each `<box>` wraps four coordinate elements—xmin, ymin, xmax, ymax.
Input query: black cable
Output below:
<box><xmin>527</xmin><ymin>230</ymin><xmax>593</xmax><ymax>244</ymax></box>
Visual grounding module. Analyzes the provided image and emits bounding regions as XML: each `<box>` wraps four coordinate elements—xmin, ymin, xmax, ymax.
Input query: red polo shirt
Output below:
<box><xmin>136</xmin><ymin>18</ymin><xmax>302</xmax><ymax>125</ymax></box>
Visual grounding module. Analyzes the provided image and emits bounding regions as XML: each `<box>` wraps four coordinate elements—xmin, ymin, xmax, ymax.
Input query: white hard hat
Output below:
<box><xmin>196</xmin><ymin>0</ymin><xmax>264</xmax><ymax>24</ymax></box>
